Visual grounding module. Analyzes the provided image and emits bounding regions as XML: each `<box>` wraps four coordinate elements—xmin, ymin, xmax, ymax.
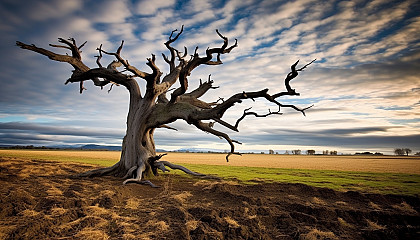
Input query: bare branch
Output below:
<box><xmin>159</xmin><ymin>125</ymin><xmax>178</xmax><ymax>131</ymax></box>
<box><xmin>234</xmin><ymin>107</ymin><xmax>283</xmax><ymax>129</ymax></box>
<box><xmin>107</xmin><ymin>82</ymin><xmax>120</xmax><ymax>93</ymax></box>
<box><xmin>186</xmin><ymin>75</ymin><xmax>217</xmax><ymax>98</ymax></box>
<box><xmin>16</xmin><ymin>40</ymin><xmax>89</xmax><ymax>72</ymax></box>
<box><xmin>16</xmin><ymin>39</ymin><xmax>108</xmax><ymax>91</ymax></box>
<box><xmin>99</xmin><ymin>40</ymin><xmax>149</xmax><ymax>79</ymax></box>
<box><xmin>146</xmin><ymin>54</ymin><xmax>162</xmax><ymax>90</ymax></box>
<box><xmin>79</xmin><ymin>81</ymin><xmax>87</xmax><ymax>94</ymax></box>
<box><xmin>49</xmin><ymin>44</ymin><xmax>71</xmax><ymax>50</ymax></box>
<box><xmin>212</xmin><ymin>118</ymin><xmax>239</xmax><ymax>132</ymax></box>
<box><xmin>194</xmin><ymin>120</ymin><xmax>241</xmax><ymax>161</ymax></box>
<box><xmin>57</xmin><ymin>38</ymin><xmax>82</xmax><ymax>60</ymax></box>
<box><xmin>95</xmin><ymin>44</ymin><xmax>103</xmax><ymax>68</ymax></box>
<box><xmin>163</xmin><ymin>25</ymin><xmax>184</xmax><ymax>71</ymax></box>
<box><xmin>66</xmin><ymin>68</ymin><xmax>130</xmax><ymax>89</ymax></box>
<box><xmin>78</xmin><ymin>41</ymin><xmax>87</xmax><ymax>50</ymax></box>
<box><xmin>272</xmin><ymin>59</ymin><xmax>316</xmax><ymax>98</ymax></box>
<box><xmin>297</xmin><ymin>58</ymin><xmax>316</xmax><ymax>71</ymax></box>
<box><xmin>169</xmin><ymin>30</ymin><xmax>238</xmax><ymax>103</ymax></box>
<box><xmin>107</xmin><ymin>60</ymin><xmax>122</xmax><ymax>71</ymax></box>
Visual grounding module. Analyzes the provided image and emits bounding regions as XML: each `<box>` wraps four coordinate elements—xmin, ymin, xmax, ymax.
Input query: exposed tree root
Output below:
<box><xmin>123</xmin><ymin>179</ymin><xmax>159</xmax><ymax>188</ymax></box>
<box><xmin>123</xmin><ymin>162</ymin><xmax>146</xmax><ymax>185</ymax></box>
<box><xmin>154</xmin><ymin>161</ymin><xmax>206</xmax><ymax>176</ymax></box>
<box><xmin>76</xmin><ymin>162</ymin><xmax>120</xmax><ymax>178</ymax></box>
<box><xmin>77</xmin><ymin>154</ymin><xmax>217</xmax><ymax>187</ymax></box>
<box><xmin>122</xmin><ymin>165</ymin><xmax>138</xmax><ymax>179</ymax></box>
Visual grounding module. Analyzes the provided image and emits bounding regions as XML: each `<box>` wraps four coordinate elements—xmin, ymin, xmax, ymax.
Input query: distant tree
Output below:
<box><xmin>330</xmin><ymin>150</ymin><xmax>337</xmax><ymax>155</ymax></box>
<box><xmin>269</xmin><ymin>149</ymin><xmax>275</xmax><ymax>154</ymax></box>
<box><xmin>323</xmin><ymin>150</ymin><xmax>329</xmax><ymax>155</ymax></box>
<box><xmin>292</xmin><ymin>150</ymin><xmax>301</xmax><ymax>155</ymax></box>
<box><xmin>404</xmin><ymin>148</ymin><xmax>412</xmax><ymax>156</ymax></box>
<box><xmin>414</xmin><ymin>152</ymin><xmax>420</xmax><ymax>156</ymax></box>
<box><xmin>394</xmin><ymin>148</ymin><xmax>405</xmax><ymax>156</ymax></box>
<box><xmin>306</xmin><ymin>150</ymin><xmax>315</xmax><ymax>155</ymax></box>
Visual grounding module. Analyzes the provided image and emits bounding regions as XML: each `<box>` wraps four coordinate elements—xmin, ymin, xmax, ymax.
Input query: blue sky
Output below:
<box><xmin>0</xmin><ymin>0</ymin><xmax>419</xmax><ymax>154</ymax></box>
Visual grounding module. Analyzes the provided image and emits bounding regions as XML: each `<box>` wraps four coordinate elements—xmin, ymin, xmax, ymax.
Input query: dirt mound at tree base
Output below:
<box><xmin>0</xmin><ymin>157</ymin><xmax>419</xmax><ymax>239</ymax></box>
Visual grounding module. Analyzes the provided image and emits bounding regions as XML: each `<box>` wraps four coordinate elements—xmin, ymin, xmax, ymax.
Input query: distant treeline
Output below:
<box><xmin>0</xmin><ymin>145</ymin><xmax>59</xmax><ymax>150</ymax></box>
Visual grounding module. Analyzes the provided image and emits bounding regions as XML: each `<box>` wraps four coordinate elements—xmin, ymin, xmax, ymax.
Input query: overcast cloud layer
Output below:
<box><xmin>0</xmin><ymin>0</ymin><xmax>419</xmax><ymax>154</ymax></box>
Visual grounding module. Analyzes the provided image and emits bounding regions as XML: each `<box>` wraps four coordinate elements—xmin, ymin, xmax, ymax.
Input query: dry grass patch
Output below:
<box><xmin>50</xmin><ymin>207</ymin><xmax>68</xmax><ymax>216</ymax></box>
<box><xmin>366</xmin><ymin>219</ymin><xmax>386</xmax><ymax>230</ymax></box>
<box><xmin>299</xmin><ymin>228</ymin><xmax>338</xmax><ymax>240</ymax></box>
<box><xmin>338</xmin><ymin>217</ymin><xmax>353</xmax><ymax>228</ymax></box>
<box><xmin>18</xmin><ymin>209</ymin><xmax>40</xmax><ymax>217</ymax></box>
<box><xmin>368</xmin><ymin>201</ymin><xmax>382</xmax><ymax>210</ymax></box>
<box><xmin>311</xmin><ymin>197</ymin><xmax>327</xmax><ymax>205</ymax></box>
<box><xmin>171</xmin><ymin>191</ymin><xmax>192</xmax><ymax>204</ymax></box>
<box><xmin>59</xmin><ymin>216</ymin><xmax>109</xmax><ymax>233</ymax></box>
<box><xmin>86</xmin><ymin>205</ymin><xmax>111</xmax><ymax>216</ymax></box>
<box><xmin>0</xmin><ymin>226</ymin><xmax>17</xmax><ymax>240</ymax></box>
<box><xmin>46</xmin><ymin>185</ymin><xmax>63</xmax><ymax>196</ymax></box>
<box><xmin>18</xmin><ymin>164</ymin><xmax>67</xmax><ymax>178</ymax></box>
<box><xmin>335</xmin><ymin>201</ymin><xmax>348</xmax><ymax>206</ymax></box>
<box><xmin>75</xmin><ymin>228</ymin><xmax>109</xmax><ymax>240</ymax></box>
<box><xmin>224</xmin><ymin>216</ymin><xmax>240</xmax><ymax>228</ymax></box>
<box><xmin>100</xmin><ymin>190</ymin><xmax>116</xmax><ymax>197</ymax></box>
<box><xmin>125</xmin><ymin>198</ymin><xmax>141</xmax><ymax>209</ymax></box>
<box><xmin>392</xmin><ymin>202</ymin><xmax>417</xmax><ymax>214</ymax></box>
<box><xmin>145</xmin><ymin>220</ymin><xmax>169</xmax><ymax>231</ymax></box>
<box><xmin>186</xmin><ymin>220</ymin><xmax>199</xmax><ymax>231</ymax></box>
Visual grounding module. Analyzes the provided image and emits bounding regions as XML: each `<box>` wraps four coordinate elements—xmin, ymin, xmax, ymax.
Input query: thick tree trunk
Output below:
<box><xmin>118</xmin><ymin>120</ymin><xmax>156</xmax><ymax>178</ymax></box>
<box><xmin>77</xmin><ymin>90</ymin><xmax>158</xmax><ymax>180</ymax></box>
<box><xmin>116</xmin><ymin>90</ymin><xmax>157</xmax><ymax>176</ymax></box>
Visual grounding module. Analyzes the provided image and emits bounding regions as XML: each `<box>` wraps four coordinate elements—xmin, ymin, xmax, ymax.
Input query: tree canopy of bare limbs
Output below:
<box><xmin>16</xmin><ymin>26</ymin><xmax>315</xmax><ymax>187</ymax></box>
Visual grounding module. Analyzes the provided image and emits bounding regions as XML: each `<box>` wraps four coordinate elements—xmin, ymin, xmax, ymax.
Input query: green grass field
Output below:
<box><xmin>179</xmin><ymin>163</ymin><xmax>420</xmax><ymax>196</ymax></box>
<box><xmin>1</xmin><ymin>149</ymin><xmax>419</xmax><ymax>196</ymax></box>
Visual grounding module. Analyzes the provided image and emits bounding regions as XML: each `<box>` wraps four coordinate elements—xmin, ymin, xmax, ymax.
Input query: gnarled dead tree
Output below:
<box><xmin>17</xmin><ymin>26</ymin><xmax>315</xmax><ymax>187</ymax></box>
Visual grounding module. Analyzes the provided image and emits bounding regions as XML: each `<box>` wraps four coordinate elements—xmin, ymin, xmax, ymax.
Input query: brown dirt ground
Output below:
<box><xmin>0</xmin><ymin>157</ymin><xmax>419</xmax><ymax>240</ymax></box>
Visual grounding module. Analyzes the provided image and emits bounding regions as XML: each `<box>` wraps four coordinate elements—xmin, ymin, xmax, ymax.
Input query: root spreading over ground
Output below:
<box><xmin>1</xmin><ymin>157</ymin><xmax>419</xmax><ymax>239</ymax></box>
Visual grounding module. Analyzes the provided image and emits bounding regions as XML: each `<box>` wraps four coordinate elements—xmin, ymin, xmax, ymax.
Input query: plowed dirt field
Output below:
<box><xmin>1</xmin><ymin>157</ymin><xmax>419</xmax><ymax>239</ymax></box>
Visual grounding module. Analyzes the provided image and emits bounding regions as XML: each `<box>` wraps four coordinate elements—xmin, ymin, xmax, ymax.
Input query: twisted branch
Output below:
<box><xmin>170</xmin><ymin>29</ymin><xmax>238</xmax><ymax>103</ymax></box>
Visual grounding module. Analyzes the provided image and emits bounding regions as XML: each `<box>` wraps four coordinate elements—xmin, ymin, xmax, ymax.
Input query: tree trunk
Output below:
<box><xmin>78</xmin><ymin>90</ymin><xmax>159</xmax><ymax>180</ymax></box>
<box><xmin>118</xmin><ymin>121</ymin><xmax>156</xmax><ymax>178</ymax></box>
<box><xmin>116</xmin><ymin>89</ymin><xmax>158</xmax><ymax>176</ymax></box>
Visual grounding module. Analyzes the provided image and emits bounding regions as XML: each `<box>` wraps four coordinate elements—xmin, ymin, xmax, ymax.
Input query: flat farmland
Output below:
<box><xmin>165</xmin><ymin>152</ymin><xmax>420</xmax><ymax>174</ymax></box>
<box><xmin>1</xmin><ymin>149</ymin><xmax>419</xmax><ymax>195</ymax></box>
<box><xmin>1</xmin><ymin>149</ymin><xmax>420</xmax><ymax>239</ymax></box>
<box><xmin>1</xmin><ymin>149</ymin><xmax>419</xmax><ymax>174</ymax></box>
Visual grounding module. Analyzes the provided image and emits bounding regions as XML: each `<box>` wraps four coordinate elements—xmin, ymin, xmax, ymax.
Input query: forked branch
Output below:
<box><xmin>170</xmin><ymin>29</ymin><xmax>238</xmax><ymax>103</ymax></box>
<box><xmin>272</xmin><ymin>59</ymin><xmax>316</xmax><ymax>98</ymax></box>
<box><xmin>188</xmin><ymin>60</ymin><xmax>315</xmax><ymax>159</ymax></box>
<box><xmin>99</xmin><ymin>40</ymin><xmax>149</xmax><ymax>79</ymax></box>
<box><xmin>235</xmin><ymin>107</ymin><xmax>283</xmax><ymax>129</ymax></box>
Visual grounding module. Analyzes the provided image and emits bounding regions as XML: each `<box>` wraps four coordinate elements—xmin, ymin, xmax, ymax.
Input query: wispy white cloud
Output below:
<box><xmin>26</xmin><ymin>0</ymin><xmax>83</xmax><ymax>21</ymax></box>
<box><xmin>136</xmin><ymin>0</ymin><xmax>176</xmax><ymax>15</ymax></box>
